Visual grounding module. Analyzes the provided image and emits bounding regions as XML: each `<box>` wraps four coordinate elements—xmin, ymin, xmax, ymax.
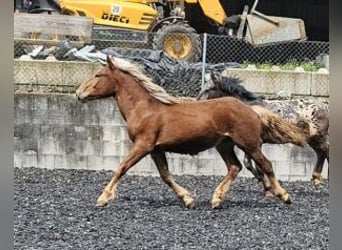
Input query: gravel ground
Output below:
<box><xmin>14</xmin><ymin>167</ymin><xmax>329</xmax><ymax>250</ymax></box>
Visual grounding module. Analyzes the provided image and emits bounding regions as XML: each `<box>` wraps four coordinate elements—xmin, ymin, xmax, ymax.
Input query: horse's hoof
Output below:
<box><xmin>312</xmin><ymin>175</ymin><xmax>324</xmax><ymax>190</ymax></box>
<box><xmin>211</xmin><ymin>198</ymin><xmax>222</xmax><ymax>209</ymax></box>
<box><xmin>95</xmin><ymin>198</ymin><xmax>108</xmax><ymax>207</ymax></box>
<box><xmin>183</xmin><ymin>195</ymin><xmax>195</xmax><ymax>209</ymax></box>
<box><xmin>264</xmin><ymin>190</ymin><xmax>275</xmax><ymax>199</ymax></box>
<box><xmin>95</xmin><ymin>192</ymin><xmax>115</xmax><ymax>207</ymax></box>
<box><xmin>281</xmin><ymin>192</ymin><xmax>292</xmax><ymax>204</ymax></box>
<box><xmin>312</xmin><ymin>179</ymin><xmax>323</xmax><ymax>190</ymax></box>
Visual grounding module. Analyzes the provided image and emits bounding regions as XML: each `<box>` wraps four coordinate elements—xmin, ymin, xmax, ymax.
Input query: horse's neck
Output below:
<box><xmin>115</xmin><ymin>80</ymin><xmax>159</xmax><ymax>121</ymax></box>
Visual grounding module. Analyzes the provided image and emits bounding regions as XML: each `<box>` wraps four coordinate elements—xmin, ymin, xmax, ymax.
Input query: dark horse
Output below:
<box><xmin>197</xmin><ymin>72</ymin><xmax>329</xmax><ymax>191</ymax></box>
<box><xmin>76</xmin><ymin>55</ymin><xmax>307</xmax><ymax>209</ymax></box>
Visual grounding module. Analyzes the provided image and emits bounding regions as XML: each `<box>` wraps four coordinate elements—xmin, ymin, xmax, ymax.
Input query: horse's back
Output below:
<box><xmin>172</xmin><ymin>96</ymin><xmax>259</xmax><ymax>122</ymax></box>
<box><xmin>265</xmin><ymin>98</ymin><xmax>329</xmax><ymax>123</ymax></box>
<box><xmin>153</xmin><ymin>96</ymin><xmax>261</xmax><ymax>152</ymax></box>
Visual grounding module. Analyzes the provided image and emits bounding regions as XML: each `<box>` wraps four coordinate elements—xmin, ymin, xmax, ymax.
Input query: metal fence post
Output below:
<box><xmin>201</xmin><ymin>33</ymin><xmax>207</xmax><ymax>88</ymax></box>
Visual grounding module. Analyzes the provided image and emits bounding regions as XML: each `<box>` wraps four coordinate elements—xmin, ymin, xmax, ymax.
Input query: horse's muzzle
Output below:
<box><xmin>75</xmin><ymin>93</ymin><xmax>87</xmax><ymax>103</ymax></box>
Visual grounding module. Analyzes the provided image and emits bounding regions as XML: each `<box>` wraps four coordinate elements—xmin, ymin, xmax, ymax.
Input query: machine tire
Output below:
<box><xmin>153</xmin><ymin>22</ymin><xmax>201</xmax><ymax>62</ymax></box>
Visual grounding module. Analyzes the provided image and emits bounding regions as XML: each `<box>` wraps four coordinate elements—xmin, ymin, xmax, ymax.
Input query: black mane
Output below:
<box><xmin>215</xmin><ymin>75</ymin><xmax>265</xmax><ymax>105</ymax></box>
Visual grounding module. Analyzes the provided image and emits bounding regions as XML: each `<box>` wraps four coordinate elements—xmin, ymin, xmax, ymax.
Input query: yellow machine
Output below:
<box><xmin>26</xmin><ymin>0</ymin><xmax>306</xmax><ymax>62</ymax></box>
<box><xmin>59</xmin><ymin>0</ymin><xmax>160</xmax><ymax>31</ymax></box>
<box><xmin>57</xmin><ymin>0</ymin><xmax>227</xmax><ymax>30</ymax></box>
<box><xmin>56</xmin><ymin>0</ymin><xmax>227</xmax><ymax>62</ymax></box>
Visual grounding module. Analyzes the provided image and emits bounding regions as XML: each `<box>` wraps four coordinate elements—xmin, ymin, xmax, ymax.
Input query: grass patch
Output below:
<box><xmin>242</xmin><ymin>60</ymin><xmax>324</xmax><ymax>72</ymax></box>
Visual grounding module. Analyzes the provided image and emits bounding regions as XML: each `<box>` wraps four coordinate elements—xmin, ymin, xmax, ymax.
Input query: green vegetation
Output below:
<box><xmin>241</xmin><ymin>60</ymin><xmax>324</xmax><ymax>72</ymax></box>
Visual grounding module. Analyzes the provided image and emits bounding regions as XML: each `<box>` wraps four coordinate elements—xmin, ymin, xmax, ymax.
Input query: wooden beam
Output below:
<box><xmin>14</xmin><ymin>13</ymin><xmax>93</xmax><ymax>43</ymax></box>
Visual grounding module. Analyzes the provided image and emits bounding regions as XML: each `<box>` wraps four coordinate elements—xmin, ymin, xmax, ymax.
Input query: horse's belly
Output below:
<box><xmin>157</xmin><ymin>136</ymin><xmax>222</xmax><ymax>155</ymax></box>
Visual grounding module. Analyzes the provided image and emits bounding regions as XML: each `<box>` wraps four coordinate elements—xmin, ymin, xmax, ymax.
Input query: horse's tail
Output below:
<box><xmin>251</xmin><ymin>105</ymin><xmax>309</xmax><ymax>146</ymax></box>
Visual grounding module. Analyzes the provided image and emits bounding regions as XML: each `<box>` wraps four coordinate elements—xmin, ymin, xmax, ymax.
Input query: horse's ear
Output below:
<box><xmin>106</xmin><ymin>55</ymin><xmax>116</xmax><ymax>71</ymax></box>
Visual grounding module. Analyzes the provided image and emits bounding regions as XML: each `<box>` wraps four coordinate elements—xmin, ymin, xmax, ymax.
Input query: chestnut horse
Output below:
<box><xmin>76</xmin><ymin>55</ymin><xmax>306</xmax><ymax>209</ymax></box>
<box><xmin>197</xmin><ymin>72</ymin><xmax>329</xmax><ymax>190</ymax></box>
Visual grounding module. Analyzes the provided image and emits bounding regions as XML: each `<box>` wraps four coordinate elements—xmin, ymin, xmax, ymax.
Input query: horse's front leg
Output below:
<box><xmin>96</xmin><ymin>141</ymin><xmax>150</xmax><ymax>207</ymax></box>
<box><xmin>151</xmin><ymin>151</ymin><xmax>195</xmax><ymax>209</ymax></box>
<box><xmin>211</xmin><ymin>140</ymin><xmax>242</xmax><ymax>209</ymax></box>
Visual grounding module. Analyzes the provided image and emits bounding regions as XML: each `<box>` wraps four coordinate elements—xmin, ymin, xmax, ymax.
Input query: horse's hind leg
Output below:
<box><xmin>96</xmin><ymin>141</ymin><xmax>150</xmax><ymax>207</ymax></box>
<box><xmin>312</xmin><ymin>141</ymin><xmax>329</xmax><ymax>189</ymax></box>
<box><xmin>243</xmin><ymin>154</ymin><xmax>274</xmax><ymax>198</ymax></box>
<box><xmin>248</xmin><ymin>148</ymin><xmax>292</xmax><ymax>204</ymax></box>
<box><xmin>243</xmin><ymin>154</ymin><xmax>263</xmax><ymax>181</ymax></box>
<box><xmin>310</xmin><ymin>109</ymin><xmax>329</xmax><ymax>189</ymax></box>
<box><xmin>211</xmin><ymin>140</ymin><xmax>242</xmax><ymax>209</ymax></box>
<box><xmin>150</xmin><ymin>151</ymin><xmax>195</xmax><ymax>209</ymax></box>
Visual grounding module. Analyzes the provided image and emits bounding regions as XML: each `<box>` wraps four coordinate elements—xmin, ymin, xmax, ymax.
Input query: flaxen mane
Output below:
<box><xmin>111</xmin><ymin>57</ymin><xmax>195</xmax><ymax>104</ymax></box>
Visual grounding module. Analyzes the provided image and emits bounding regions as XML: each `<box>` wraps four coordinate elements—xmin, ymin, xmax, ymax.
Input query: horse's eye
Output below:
<box><xmin>95</xmin><ymin>74</ymin><xmax>102</xmax><ymax>78</ymax></box>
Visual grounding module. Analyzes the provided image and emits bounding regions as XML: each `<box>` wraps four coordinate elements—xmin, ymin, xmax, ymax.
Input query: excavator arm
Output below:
<box><xmin>185</xmin><ymin>0</ymin><xmax>227</xmax><ymax>25</ymax></box>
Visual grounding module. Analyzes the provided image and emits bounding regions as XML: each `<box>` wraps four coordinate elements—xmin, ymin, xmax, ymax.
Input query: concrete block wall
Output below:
<box><xmin>14</xmin><ymin>60</ymin><xmax>329</xmax><ymax>98</ymax></box>
<box><xmin>14</xmin><ymin>93</ymin><xmax>328</xmax><ymax>181</ymax></box>
<box><xmin>14</xmin><ymin>60</ymin><xmax>103</xmax><ymax>93</ymax></box>
<box><xmin>223</xmin><ymin>68</ymin><xmax>329</xmax><ymax>97</ymax></box>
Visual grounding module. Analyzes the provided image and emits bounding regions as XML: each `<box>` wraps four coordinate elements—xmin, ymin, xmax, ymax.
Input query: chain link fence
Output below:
<box><xmin>14</xmin><ymin>28</ymin><xmax>329</xmax><ymax>63</ymax></box>
<box><xmin>14</xmin><ymin>29</ymin><xmax>329</xmax><ymax>97</ymax></box>
<box><xmin>204</xmin><ymin>34</ymin><xmax>329</xmax><ymax>65</ymax></box>
<box><xmin>88</xmin><ymin>30</ymin><xmax>329</xmax><ymax>66</ymax></box>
